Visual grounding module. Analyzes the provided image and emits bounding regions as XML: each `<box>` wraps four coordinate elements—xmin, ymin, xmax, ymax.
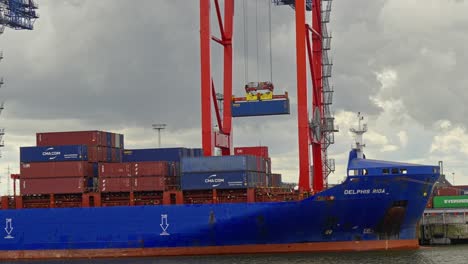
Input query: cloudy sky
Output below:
<box><xmin>0</xmin><ymin>0</ymin><xmax>467</xmax><ymax>194</ymax></box>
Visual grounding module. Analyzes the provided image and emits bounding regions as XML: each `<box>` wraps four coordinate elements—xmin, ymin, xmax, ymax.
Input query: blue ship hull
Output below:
<box><xmin>0</xmin><ymin>172</ymin><xmax>438</xmax><ymax>259</ymax></box>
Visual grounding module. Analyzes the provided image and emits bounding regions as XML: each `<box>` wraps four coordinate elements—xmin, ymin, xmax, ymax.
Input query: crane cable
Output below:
<box><xmin>245</xmin><ymin>0</ymin><xmax>274</xmax><ymax>84</ymax></box>
<box><xmin>243</xmin><ymin>0</ymin><xmax>248</xmax><ymax>84</ymax></box>
<box><xmin>268</xmin><ymin>0</ymin><xmax>273</xmax><ymax>83</ymax></box>
<box><xmin>255</xmin><ymin>0</ymin><xmax>259</xmax><ymax>81</ymax></box>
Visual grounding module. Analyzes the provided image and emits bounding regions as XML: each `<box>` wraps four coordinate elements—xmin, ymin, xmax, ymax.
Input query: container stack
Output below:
<box><xmin>18</xmin><ymin>130</ymin><xmax>286</xmax><ymax>196</ymax></box>
<box><xmin>180</xmin><ymin>155</ymin><xmax>270</xmax><ymax>190</ymax></box>
<box><xmin>234</xmin><ymin>146</ymin><xmax>282</xmax><ymax>187</ymax></box>
<box><xmin>98</xmin><ymin>161</ymin><xmax>179</xmax><ymax>192</ymax></box>
<box><xmin>98</xmin><ymin>147</ymin><xmax>202</xmax><ymax>193</ymax></box>
<box><xmin>269</xmin><ymin>173</ymin><xmax>282</xmax><ymax>188</ymax></box>
<box><xmin>20</xmin><ymin>131</ymin><xmax>124</xmax><ymax>195</ymax></box>
<box><xmin>37</xmin><ymin>131</ymin><xmax>124</xmax><ymax>163</ymax></box>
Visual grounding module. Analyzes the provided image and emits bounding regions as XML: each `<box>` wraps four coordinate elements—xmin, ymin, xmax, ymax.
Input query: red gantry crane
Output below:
<box><xmin>199</xmin><ymin>0</ymin><xmax>337</xmax><ymax>193</ymax></box>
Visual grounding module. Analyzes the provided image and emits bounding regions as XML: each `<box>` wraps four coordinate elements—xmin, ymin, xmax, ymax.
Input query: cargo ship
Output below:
<box><xmin>0</xmin><ymin>0</ymin><xmax>440</xmax><ymax>260</ymax></box>
<box><xmin>0</xmin><ymin>117</ymin><xmax>439</xmax><ymax>259</ymax></box>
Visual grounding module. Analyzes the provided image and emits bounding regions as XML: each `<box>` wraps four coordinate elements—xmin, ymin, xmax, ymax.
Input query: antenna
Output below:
<box><xmin>152</xmin><ymin>124</ymin><xmax>166</xmax><ymax>148</ymax></box>
<box><xmin>349</xmin><ymin>112</ymin><xmax>367</xmax><ymax>159</ymax></box>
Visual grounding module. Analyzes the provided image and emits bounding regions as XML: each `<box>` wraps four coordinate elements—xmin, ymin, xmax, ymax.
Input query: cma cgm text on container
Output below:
<box><xmin>20</xmin><ymin>145</ymin><xmax>88</xmax><ymax>162</ymax></box>
<box><xmin>180</xmin><ymin>171</ymin><xmax>268</xmax><ymax>190</ymax></box>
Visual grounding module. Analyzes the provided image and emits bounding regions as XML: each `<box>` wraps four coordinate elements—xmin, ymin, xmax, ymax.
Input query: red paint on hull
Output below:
<box><xmin>0</xmin><ymin>240</ymin><xmax>419</xmax><ymax>260</ymax></box>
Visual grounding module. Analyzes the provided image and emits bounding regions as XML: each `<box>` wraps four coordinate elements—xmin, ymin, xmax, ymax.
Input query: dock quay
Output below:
<box><xmin>420</xmin><ymin>209</ymin><xmax>468</xmax><ymax>245</ymax></box>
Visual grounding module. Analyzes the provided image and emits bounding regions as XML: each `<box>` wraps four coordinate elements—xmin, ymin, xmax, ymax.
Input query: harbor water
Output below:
<box><xmin>3</xmin><ymin>245</ymin><xmax>468</xmax><ymax>264</ymax></box>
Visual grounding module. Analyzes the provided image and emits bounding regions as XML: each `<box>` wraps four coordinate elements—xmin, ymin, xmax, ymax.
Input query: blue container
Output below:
<box><xmin>181</xmin><ymin>156</ymin><xmax>265</xmax><ymax>173</ymax></box>
<box><xmin>231</xmin><ymin>99</ymin><xmax>290</xmax><ymax>117</ymax></box>
<box><xmin>106</xmin><ymin>132</ymin><xmax>112</xmax><ymax>147</ymax></box>
<box><xmin>181</xmin><ymin>171</ymin><xmax>267</xmax><ymax>190</ymax></box>
<box><xmin>181</xmin><ymin>171</ymin><xmax>261</xmax><ymax>190</ymax></box>
<box><xmin>122</xmin><ymin>148</ymin><xmax>189</xmax><ymax>162</ymax></box>
<box><xmin>106</xmin><ymin>147</ymin><xmax>112</xmax><ymax>162</ymax></box>
<box><xmin>87</xmin><ymin>177</ymin><xmax>93</xmax><ymax>188</ymax></box>
<box><xmin>20</xmin><ymin>145</ymin><xmax>88</xmax><ymax>162</ymax></box>
<box><xmin>120</xmin><ymin>134</ymin><xmax>124</xmax><ymax>149</ymax></box>
<box><xmin>193</xmin><ymin>148</ymin><xmax>203</xmax><ymax>157</ymax></box>
<box><xmin>91</xmin><ymin>163</ymin><xmax>99</xmax><ymax>177</ymax></box>
<box><xmin>115</xmin><ymin>149</ymin><xmax>122</xmax><ymax>162</ymax></box>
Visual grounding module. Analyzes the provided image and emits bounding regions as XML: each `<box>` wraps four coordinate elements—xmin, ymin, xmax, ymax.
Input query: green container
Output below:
<box><xmin>433</xmin><ymin>195</ymin><xmax>468</xmax><ymax>208</ymax></box>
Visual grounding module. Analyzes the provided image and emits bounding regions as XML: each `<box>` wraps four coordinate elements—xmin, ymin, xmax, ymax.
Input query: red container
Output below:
<box><xmin>111</xmin><ymin>148</ymin><xmax>122</xmax><ymax>162</ymax></box>
<box><xmin>269</xmin><ymin>173</ymin><xmax>282</xmax><ymax>187</ymax></box>
<box><xmin>133</xmin><ymin>176</ymin><xmax>166</xmax><ymax>192</ymax></box>
<box><xmin>100</xmin><ymin>132</ymin><xmax>108</xmax><ymax>147</ymax></box>
<box><xmin>111</xmin><ymin>148</ymin><xmax>116</xmax><ymax>162</ymax></box>
<box><xmin>20</xmin><ymin>161</ymin><xmax>92</xmax><ymax>179</ymax></box>
<box><xmin>88</xmin><ymin>146</ymin><xmax>105</xmax><ymax>162</ymax></box>
<box><xmin>20</xmin><ymin>177</ymin><xmax>85</xmax><ymax>195</ymax></box>
<box><xmin>436</xmin><ymin>187</ymin><xmax>460</xmax><ymax>196</ymax></box>
<box><xmin>454</xmin><ymin>185</ymin><xmax>468</xmax><ymax>195</ymax></box>
<box><xmin>99</xmin><ymin>177</ymin><xmax>132</xmax><ymax>192</ymax></box>
<box><xmin>99</xmin><ymin>163</ymin><xmax>132</xmax><ymax>177</ymax></box>
<box><xmin>37</xmin><ymin>131</ymin><xmax>104</xmax><ymax>147</ymax></box>
<box><xmin>132</xmin><ymin>162</ymin><xmax>169</xmax><ymax>177</ymax></box>
<box><xmin>234</xmin><ymin>146</ymin><xmax>269</xmax><ymax>158</ymax></box>
<box><xmin>111</xmin><ymin>134</ymin><xmax>116</xmax><ymax>148</ymax></box>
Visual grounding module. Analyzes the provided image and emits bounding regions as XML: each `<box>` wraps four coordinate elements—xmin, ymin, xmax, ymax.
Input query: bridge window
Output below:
<box><xmin>382</xmin><ymin>169</ymin><xmax>389</xmax><ymax>174</ymax></box>
<box><xmin>400</xmin><ymin>168</ymin><xmax>408</xmax><ymax>174</ymax></box>
<box><xmin>391</xmin><ymin>168</ymin><xmax>399</xmax><ymax>174</ymax></box>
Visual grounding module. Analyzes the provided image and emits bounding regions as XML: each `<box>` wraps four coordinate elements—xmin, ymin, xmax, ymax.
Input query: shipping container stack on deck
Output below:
<box><xmin>234</xmin><ymin>146</ymin><xmax>282</xmax><ymax>187</ymax></box>
<box><xmin>98</xmin><ymin>147</ymin><xmax>202</xmax><ymax>206</ymax></box>
<box><xmin>19</xmin><ymin>131</ymin><xmax>123</xmax><ymax>206</ymax></box>
<box><xmin>12</xmin><ymin>131</ymin><xmax>293</xmax><ymax>208</ymax></box>
<box><xmin>121</xmin><ymin>148</ymin><xmax>201</xmax><ymax>189</ymax></box>
<box><xmin>180</xmin><ymin>147</ymin><xmax>281</xmax><ymax>204</ymax></box>
<box><xmin>232</xmin><ymin>147</ymin><xmax>293</xmax><ymax>202</ymax></box>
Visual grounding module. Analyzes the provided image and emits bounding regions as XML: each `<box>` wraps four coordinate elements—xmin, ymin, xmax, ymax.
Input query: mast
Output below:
<box><xmin>349</xmin><ymin>112</ymin><xmax>367</xmax><ymax>159</ymax></box>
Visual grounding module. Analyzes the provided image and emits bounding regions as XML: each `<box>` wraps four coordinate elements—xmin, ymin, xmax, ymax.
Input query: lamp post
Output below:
<box><xmin>152</xmin><ymin>124</ymin><xmax>166</xmax><ymax>148</ymax></box>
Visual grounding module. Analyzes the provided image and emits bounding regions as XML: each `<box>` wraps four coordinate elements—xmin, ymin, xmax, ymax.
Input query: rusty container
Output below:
<box><xmin>436</xmin><ymin>187</ymin><xmax>460</xmax><ymax>196</ymax></box>
<box><xmin>88</xmin><ymin>146</ymin><xmax>104</xmax><ymax>162</ymax></box>
<box><xmin>20</xmin><ymin>177</ymin><xmax>85</xmax><ymax>195</ymax></box>
<box><xmin>20</xmin><ymin>161</ymin><xmax>92</xmax><ymax>179</ymax></box>
<box><xmin>37</xmin><ymin>131</ymin><xmax>104</xmax><ymax>147</ymax></box>
<box><xmin>99</xmin><ymin>163</ymin><xmax>132</xmax><ymax>177</ymax></box>
<box><xmin>133</xmin><ymin>176</ymin><xmax>166</xmax><ymax>192</ymax></box>
<box><xmin>99</xmin><ymin>177</ymin><xmax>132</xmax><ymax>193</ymax></box>
<box><xmin>132</xmin><ymin>161</ymin><xmax>169</xmax><ymax>177</ymax></box>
